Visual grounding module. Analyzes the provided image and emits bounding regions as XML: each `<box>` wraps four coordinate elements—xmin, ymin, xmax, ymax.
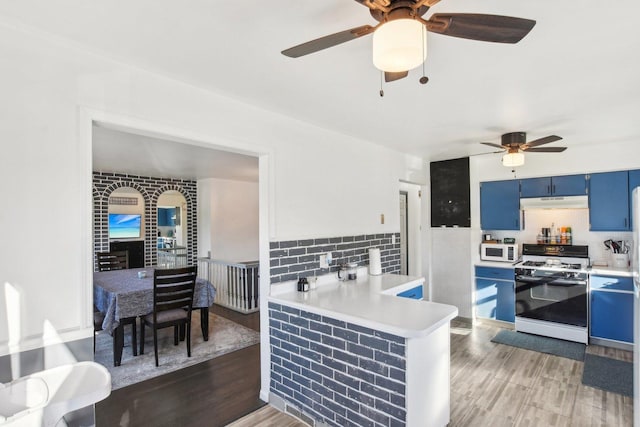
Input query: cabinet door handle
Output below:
<box><xmin>547</xmin><ymin>185</ymin><xmax>551</xmax><ymax>194</ymax></box>
<box><xmin>552</xmin><ymin>184</ymin><xmax>556</xmax><ymax>194</ymax></box>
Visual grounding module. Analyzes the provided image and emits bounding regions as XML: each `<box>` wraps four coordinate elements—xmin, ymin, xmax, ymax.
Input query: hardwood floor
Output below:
<box><xmin>228</xmin><ymin>405</ymin><xmax>307</xmax><ymax>427</ymax></box>
<box><xmin>449</xmin><ymin>320</ymin><xmax>633</xmax><ymax>426</ymax></box>
<box><xmin>95</xmin><ymin>306</ymin><xmax>263</xmax><ymax>427</ymax></box>
<box><xmin>96</xmin><ymin>309</ymin><xmax>633</xmax><ymax>427</ymax></box>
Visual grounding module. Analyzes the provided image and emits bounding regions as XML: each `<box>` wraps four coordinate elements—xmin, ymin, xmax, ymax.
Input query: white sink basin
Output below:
<box><xmin>0</xmin><ymin>361</ymin><xmax>111</xmax><ymax>426</ymax></box>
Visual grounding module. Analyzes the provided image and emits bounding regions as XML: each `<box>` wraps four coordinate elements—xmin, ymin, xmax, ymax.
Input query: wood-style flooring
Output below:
<box><xmin>448</xmin><ymin>319</ymin><xmax>633</xmax><ymax>426</ymax></box>
<box><xmin>96</xmin><ymin>309</ymin><xmax>633</xmax><ymax>427</ymax></box>
<box><xmin>94</xmin><ymin>305</ymin><xmax>263</xmax><ymax>427</ymax></box>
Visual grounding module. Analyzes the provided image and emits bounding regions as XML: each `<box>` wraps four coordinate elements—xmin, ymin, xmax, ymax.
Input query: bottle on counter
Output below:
<box><xmin>550</xmin><ymin>224</ymin><xmax>557</xmax><ymax>244</ymax></box>
<box><xmin>560</xmin><ymin>227</ymin><xmax>567</xmax><ymax>245</ymax></box>
<box><xmin>566</xmin><ymin>227</ymin><xmax>572</xmax><ymax>245</ymax></box>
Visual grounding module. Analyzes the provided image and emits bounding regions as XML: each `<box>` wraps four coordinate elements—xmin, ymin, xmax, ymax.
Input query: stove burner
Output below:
<box><xmin>520</xmin><ymin>260</ymin><xmax>583</xmax><ymax>270</ymax></box>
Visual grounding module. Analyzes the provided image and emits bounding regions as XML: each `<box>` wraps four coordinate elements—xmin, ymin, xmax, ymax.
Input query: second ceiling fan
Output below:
<box><xmin>281</xmin><ymin>0</ymin><xmax>536</xmax><ymax>82</ymax></box>
<box><xmin>481</xmin><ymin>132</ymin><xmax>567</xmax><ymax>167</ymax></box>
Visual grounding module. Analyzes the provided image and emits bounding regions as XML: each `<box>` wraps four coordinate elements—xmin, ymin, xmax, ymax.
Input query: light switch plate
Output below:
<box><xmin>319</xmin><ymin>254</ymin><xmax>329</xmax><ymax>268</ymax></box>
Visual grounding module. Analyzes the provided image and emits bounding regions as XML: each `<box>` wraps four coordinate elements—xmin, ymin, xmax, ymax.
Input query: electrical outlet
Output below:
<box><xmin>319</xmin><ymin>254</ymin><xmax>329</xmax><ymax>268</ymax></box>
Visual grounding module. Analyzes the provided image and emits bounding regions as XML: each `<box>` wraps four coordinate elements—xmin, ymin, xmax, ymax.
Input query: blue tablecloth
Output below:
<box><xmin>94</xmin><ymin>267</ymin><xmax>216</xmax><ymax>334</ymax></box>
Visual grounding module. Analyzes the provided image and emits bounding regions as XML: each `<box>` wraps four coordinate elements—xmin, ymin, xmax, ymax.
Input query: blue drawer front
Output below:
<box><xmin>397</xmin><ymin>285</ymin><xmax>423</xmax><ymax>300</ymax></box>
<box><xmin>590</xmin><ymin>275</ymin><xmax>633</xmax><ymax>292</ymax></box>
<box><xmin>475</xmin><ymin>266</ymin><xmax>514</xmax><ymax>281</ymax></box>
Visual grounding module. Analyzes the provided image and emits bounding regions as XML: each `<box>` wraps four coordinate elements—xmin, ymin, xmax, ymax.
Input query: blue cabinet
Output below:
<box><xmin>589</xmin><ymin>171</ymin><xmax>630</xmax><ymax>231</ymax></box>
<box><xmin>590</xmin><ymin>274</ymin><xmax>633</xmax><ymax>344</ymax></box>
<box><xmin>475</xmin><ymin>266</ymin><xmax>515</xmax><ymax>323</ymax></box>
<box><xmin>520</xmin><ymin>175</ymin><xmax>587</xmax><ymax>198</ymax></box>
<box><xmin>480</xmin><ymin>180</ymin><xmax>520</xmax><ymax>230</ymax></box>
<box><xmin>396</xmin><ymin>285</ymin><xmax>423</xmax><ymax>300</ymax></box>
<box><xmin>158</xmin><ymin>208</ymin><xmax>176</xmax><ymax>227</ymax></box>
<box><xmin>628</xmin><ymin>169</ymin><xmax>640</xmax><ymax>230</ymax></box>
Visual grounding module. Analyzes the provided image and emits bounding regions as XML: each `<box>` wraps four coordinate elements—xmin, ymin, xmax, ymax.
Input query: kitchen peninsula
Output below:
<box><xmin>268</xmin><ymin>274</ymin><xmax>458</xmax><ymax>427</ymax></box>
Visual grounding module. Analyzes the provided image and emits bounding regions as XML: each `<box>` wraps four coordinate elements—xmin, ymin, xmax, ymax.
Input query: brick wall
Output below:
<box><xmin>93</xmin><ymin>172</ymin><xmax>197</xmax><ymax>268</ymax></box>
<box><xmin>269</xmin><ymin>302</ymin><xmax>407</xmax><ymax>427</ymax></box>
<box><xmin>270</xmin><ymin>233</ymin><xmax>401</xmax><ymax>283</ymax></box>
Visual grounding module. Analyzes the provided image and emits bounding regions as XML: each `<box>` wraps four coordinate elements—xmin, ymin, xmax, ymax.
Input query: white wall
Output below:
<box><xmin>0</xmin><ymin>20</ymin><xmax>426</xmax><ymax>404</ymax></box>
<box><xmin>198</xmin><ymin>178</ymin><xmax>260</xmax><ymax>262</ymax></box>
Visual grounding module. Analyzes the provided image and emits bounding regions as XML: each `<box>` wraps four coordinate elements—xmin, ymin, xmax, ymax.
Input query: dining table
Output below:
<box><xmin>93</xmin><ymin>267</ymin><xmax>217</xmax><ymax>366</ymax></box>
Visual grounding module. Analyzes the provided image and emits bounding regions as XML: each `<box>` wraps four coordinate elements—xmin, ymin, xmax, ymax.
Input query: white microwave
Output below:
<box><xmin>480</xmin><ymin>243</ymin><xmax>519</xmax><ymax>262</ymax></box>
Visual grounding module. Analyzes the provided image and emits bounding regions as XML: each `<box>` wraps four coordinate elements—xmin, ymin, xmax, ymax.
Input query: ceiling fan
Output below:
<box><xmin>481</xmin><ymin>132</ymin><xmax>567</xmax><ymax>167</ymax></box>
<box><xmin>281</xmin><ymin>0</ymin><xmax>536</xmax><ymax>83</ymax></box>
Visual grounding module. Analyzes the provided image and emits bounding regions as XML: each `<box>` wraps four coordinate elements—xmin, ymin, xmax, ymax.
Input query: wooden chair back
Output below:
<box><xmin>152</xmin><ymin>266</ymin><xmax>197</xmax><ymax>321</ymax></box>
<box><xmin>97</xmin><ymin>250</ymin><xmax>129</xmax><ymax>271</ymax></box>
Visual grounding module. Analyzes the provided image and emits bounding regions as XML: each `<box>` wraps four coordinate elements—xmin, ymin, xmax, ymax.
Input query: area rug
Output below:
<box><xmin>95</xmin><ymin>311</ymin><xmax>260</xmax><ymax>390</ymax></box>
<box><xmin>582</xmin><ymin>354</ymin><xmax>633</xmax><ymax>397</ymax></box>
<box><xmin>491</xmin><ymin>329</ymin><xmax>586</xmax><ymax>361</ymax></box>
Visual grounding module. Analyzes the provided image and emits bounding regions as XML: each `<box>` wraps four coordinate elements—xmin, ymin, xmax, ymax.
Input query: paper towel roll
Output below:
<box><xmin>369</xmin><ymin>248</ymin><xmax>382</xmax><ymax>275</ymax></box>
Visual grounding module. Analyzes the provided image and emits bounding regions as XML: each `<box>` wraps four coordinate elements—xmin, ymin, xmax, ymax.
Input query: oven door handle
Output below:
<box><xmin>515</xmin><ymin>276</ymin><xmax>544</xmax><ymax>282</ymax></box>
<box><xmin>546</xmin><ymin>279</ymin><xmax>587</xmax><ymax>286</ymax></box>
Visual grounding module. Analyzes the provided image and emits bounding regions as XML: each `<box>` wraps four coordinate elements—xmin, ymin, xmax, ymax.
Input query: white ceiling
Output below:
<box><xmin>3</xmin><ymin>0</ymin><xmax>639</xmax><ymax>167</ymax></box>
<box><xmin>92</xmin><ymin>125</ymin><xmax>259</xmax><ymax>181</ymax></box>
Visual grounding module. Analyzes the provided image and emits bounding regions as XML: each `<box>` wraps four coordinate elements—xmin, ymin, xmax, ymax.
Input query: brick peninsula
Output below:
<box><xmin>267</xmin><ymin>274</ymin><xmax>458</xmax><ymax>427</ymax></box>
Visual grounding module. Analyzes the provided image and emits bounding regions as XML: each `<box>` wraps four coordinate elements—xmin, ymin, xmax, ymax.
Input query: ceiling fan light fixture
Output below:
<box><xmin>372</xmin><ymin>19</ymin><xmax>427</xmax><ymax>72</ymax></box>
<box><xmin>502</xmin><ymin>152</ymin><xmax>525</xmax><ymax>167</ymax></box>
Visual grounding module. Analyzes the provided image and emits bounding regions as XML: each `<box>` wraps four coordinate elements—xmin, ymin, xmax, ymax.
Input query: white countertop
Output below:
<box><xmin>268</xmin><ymin>274</ymin><xmax>458</xmax><ymax>339</ymax></box>
<box><xmin>588</xmin><ymin>266</ymin><xmax>634</xmax><ymax>277</ymax></box>
<box><xmin>475</xmin><ymin>261</ymin><xmax>519</xmax><ymax>269</ymax></box>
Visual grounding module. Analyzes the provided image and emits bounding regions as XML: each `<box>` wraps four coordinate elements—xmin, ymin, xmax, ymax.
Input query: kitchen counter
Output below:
<box><xmin>475</xmin><ymin>260</ymin><xmax>519</xmax><ymax>269</ymax></box>
<box><xmin>268</xmin><ymin>274</ymin><xmax>457</xmax><ymax>427</ymax></box>
<box><xmin>589</xmin><ymin>265</ymin><xmax>633</xmax><ymax>277</ymax></box>
<box><xmin>268</xmin><ymin>274</ymin><xmax>457</xmax><ymax>338</ymax></box>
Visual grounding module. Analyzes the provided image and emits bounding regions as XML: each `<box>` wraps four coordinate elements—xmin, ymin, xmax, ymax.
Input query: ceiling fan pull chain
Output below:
<box><xmin>420</xmin><ymin>25</ymin><xmax>429</xmax><ymax>85</ymax></box>
<box><xmin>379</xmin><ymin>71</ymin><xmax>384</xmax><ymax>97</ymax></box>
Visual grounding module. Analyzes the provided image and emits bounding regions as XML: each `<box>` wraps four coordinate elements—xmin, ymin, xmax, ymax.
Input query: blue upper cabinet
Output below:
<box><xmin>520</xmin><ymin>175</ymin><xmax>587</xmax><ymax>198</ymax></box>
<box><xmin>628</xmin><ymin>169</ymin><xmax>640</xmax><ymax>230</ymax></box>
<box><xmin>480</xmin><ymin>180</ymin><xmax>520</xmax><ymax>230</ymax></box>
<box><xmin>589</xmin><ymin>171</ymin><xmax>630</xmax><ymax>231</ymax></box>
<box><xmin>157</xmin><ymin>207</ymin><xmax>176</xmax><ymax>227</ymax></box>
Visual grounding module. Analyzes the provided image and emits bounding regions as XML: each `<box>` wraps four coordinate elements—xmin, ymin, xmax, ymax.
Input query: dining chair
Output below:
<box><xmin>97</xmin><ymin>250</ymin><xmax>129</xmax><ymax>271</ymax></box>
<box><xmin>140</xmin><ymin>266</ymin><xmax>197</xmax><ymax>367</ymax></box>
<box><xmin>96</xmin><ymin>250</ymin><xmax>138</xmax><ymax>360</ymax></box>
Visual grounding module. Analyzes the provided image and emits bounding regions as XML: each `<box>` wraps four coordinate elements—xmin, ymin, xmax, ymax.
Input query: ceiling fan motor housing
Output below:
<box><xmin>502</xmin><ymin>131</ymin><xmax>526</xmax><ymax>147</ymax></box>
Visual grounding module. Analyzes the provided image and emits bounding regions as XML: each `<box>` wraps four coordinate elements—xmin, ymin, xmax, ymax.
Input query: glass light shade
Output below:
<box><xmin>502</xmin><ymin>152</ymin><xmax>525</xmax><ymax>167</ymax></box>
<box><xmin>372</xmin><ymin>19</ymin><xmax>427</xmax><ymax>72</ymax></box>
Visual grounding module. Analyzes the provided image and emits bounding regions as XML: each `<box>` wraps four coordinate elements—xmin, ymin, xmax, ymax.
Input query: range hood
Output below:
<box><xmin>520</xmin><ymin>195</ymin><xmax>588</xmax><ymax>210</ymax></box>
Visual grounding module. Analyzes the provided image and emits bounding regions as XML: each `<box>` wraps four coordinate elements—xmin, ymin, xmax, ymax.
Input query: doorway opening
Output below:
<box><xmin>399</xmin><ymin>191</ymin><xmax>408</xmax><ymax>275</ymax></box>
<box><xmin>86</xmin><ymin>112</ymin><xmax>269</xmax><ymax>423</ymax></box>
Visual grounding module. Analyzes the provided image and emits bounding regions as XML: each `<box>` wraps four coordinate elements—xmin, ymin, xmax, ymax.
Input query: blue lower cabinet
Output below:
<box><xmin>590</xmin><ymin>290</ymin><xmax>633</xmax><ymax>343</ymax></box>
<box><xmin>475</xmin><ymin>267</ymin><xmax>515</xmax><ymax>323</ymax></box>
<box><xmin>397</xmin><ymin>285</ymin><xmax>423</xmax><ymax>300</ymax></box>
<box><xmin>476</xmin><ymin>278</ymin><xmax>498</xmax><ymax>319</ymax></box>
<box><xmin>496</xmin><ymin>281</ymin><xmax>516</xmax><ymax>323</ymax></box>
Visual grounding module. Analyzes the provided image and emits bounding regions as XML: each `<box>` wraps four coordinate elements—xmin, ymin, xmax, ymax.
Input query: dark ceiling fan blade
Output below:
<box><xmin>524</xmin><ymin>135</ymin><xmax>563</xmax><ymax>147</ymax></box>
<box><xmin>281</xmin><ymin>25</ymin><xmax>376</xmax><ymax>58</ymax></box>
<box><xmin>481</xmin><ymin>142</ymin><xmax>506</xmax><ymax>150</ymax></box>
<box><xmin>425</xmin><ymin>14</ymin><xmax>536</xmax><ymax>43</ymax></box>
<box><xmin>385</xmin><ymin>71</ymin><xmax>408</xmax><ymax>82</ymax></box>
<box><xmin>523</xmin><ymin>147</ymin><xmax>567</xmax><ymax>153</ymax></box>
